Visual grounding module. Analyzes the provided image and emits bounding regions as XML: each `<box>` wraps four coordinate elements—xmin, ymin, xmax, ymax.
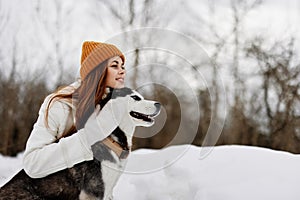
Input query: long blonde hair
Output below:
<box><xmin>45</xmin><ymin>59</ymin><xmax>109</xmax><ymax>139</ymax></box>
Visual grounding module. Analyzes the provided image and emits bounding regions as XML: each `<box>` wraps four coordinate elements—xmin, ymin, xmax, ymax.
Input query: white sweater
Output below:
<box><xmin>23</xmin><ymin>82</ymin><xmax>93</xmax><ymax>178</ymax></box>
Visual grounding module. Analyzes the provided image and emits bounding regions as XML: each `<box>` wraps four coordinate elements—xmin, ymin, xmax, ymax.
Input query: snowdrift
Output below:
<box><xmin>1</xmin><ymin>145</ymin><xmax>300</xmax><ymax>200</ymax></box>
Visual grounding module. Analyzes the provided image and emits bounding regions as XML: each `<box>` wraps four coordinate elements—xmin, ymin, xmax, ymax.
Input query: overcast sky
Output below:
<box><xmin>0</xmin><ymin>0</ymin><xmax>299</xmax><ymax>82</ymax></box>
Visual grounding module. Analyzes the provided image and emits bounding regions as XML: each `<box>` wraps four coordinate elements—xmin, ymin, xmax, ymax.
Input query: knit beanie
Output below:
<box><xmin>80</xmin><ymin>41</ymin><xmax>125</xmax><ymax>80</ymax></box>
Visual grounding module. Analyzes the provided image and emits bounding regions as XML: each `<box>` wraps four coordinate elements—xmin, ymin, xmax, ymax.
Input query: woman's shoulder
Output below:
<box><xmin>57</xmin><ymin>80</ymin><xmax>80</xmax><ymax>95</ymax></box>
<box><xmin>41</xmin><ymin>94</ymin><xmax>70</xmax><ymax>114</ymax></box>
<box><xmin>42</xmin><ymin>80</ymin><xmax>80</xmax><ymax>111</ymax></box>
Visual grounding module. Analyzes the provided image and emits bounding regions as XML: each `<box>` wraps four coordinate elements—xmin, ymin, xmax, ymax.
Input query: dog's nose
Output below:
<box><xmin>155</xmin><ymin>102</ymin><xmax>161</xmax><ymax>112</ymax></box>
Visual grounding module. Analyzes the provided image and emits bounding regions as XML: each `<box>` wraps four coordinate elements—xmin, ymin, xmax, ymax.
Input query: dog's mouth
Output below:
<box><xmin>130</xmin><ymin>111</ymin><xmax>156</xmax><ymax>123</ymax></box>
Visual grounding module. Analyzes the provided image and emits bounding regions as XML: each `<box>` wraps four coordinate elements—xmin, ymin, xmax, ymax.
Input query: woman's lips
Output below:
<box><xmin>116</xmin><ymin>77</ymin><xmax>124</xmax><ymax>82</ymax></box>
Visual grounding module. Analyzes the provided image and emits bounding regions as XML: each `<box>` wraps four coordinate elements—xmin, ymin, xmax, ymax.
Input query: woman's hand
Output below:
<box><xmin>83</xmin><ymin>101</ymin><xmax>122</xmax><ymax>146</ymax></box>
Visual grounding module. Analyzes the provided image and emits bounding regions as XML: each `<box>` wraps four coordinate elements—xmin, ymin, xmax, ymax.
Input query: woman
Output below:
<box><xmin>23</xmin><ymin>41</ymin><xmax>126</xmax><ymax>178</ymax></box>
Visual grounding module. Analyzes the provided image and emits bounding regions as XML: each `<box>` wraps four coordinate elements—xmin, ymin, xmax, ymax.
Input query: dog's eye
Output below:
<box><xmin>131</xmin><ymin>95</ymin><xmax>142</xmax><ymax>101</ymax></box>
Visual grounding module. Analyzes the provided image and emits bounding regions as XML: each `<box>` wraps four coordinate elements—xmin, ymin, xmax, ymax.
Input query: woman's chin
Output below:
<box><xmin>108</xmin><ymin>82</ymin><xmax>125</xmax><ymax>89</ymax></box>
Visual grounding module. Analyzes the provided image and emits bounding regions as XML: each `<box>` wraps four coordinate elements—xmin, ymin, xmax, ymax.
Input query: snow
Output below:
<box><xmin>0</xmin><ymin>153</ymin><xmax>23</xmax><ymax>187</ymax></box>
<box><xmin>1</xmin><ymin>145</ymin><xmax>300</xmax><ymax>199</ymax></box>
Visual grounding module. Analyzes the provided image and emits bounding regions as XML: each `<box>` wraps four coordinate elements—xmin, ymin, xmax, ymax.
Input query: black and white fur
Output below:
<box><xmin>0</xmin><ymin>87</ymin><xmax>161</xmax><ymax>200</ymax></box>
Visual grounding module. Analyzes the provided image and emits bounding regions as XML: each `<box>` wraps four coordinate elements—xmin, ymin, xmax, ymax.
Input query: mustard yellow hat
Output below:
<box><xmin>80</xmin><ymin>41</ymin><xmax>125</xmax><ymax>80</ymax></box>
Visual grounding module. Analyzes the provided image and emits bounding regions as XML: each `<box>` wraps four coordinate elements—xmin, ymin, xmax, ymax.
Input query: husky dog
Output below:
<box><xmin>0</xmin><ymin>87</ymin><xmax>161</xmax><ymax>200</ymax></box>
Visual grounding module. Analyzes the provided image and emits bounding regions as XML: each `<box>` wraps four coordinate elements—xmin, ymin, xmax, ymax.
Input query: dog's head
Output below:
<box><xmin>100</xmin><ymin>87</ymin><xmax>161</xmax><ymax>127</ymax></box>
<box><xmin>94</xmin><ymin>87</ymin><xmax>161</xmax><ymax>155</ymax></box>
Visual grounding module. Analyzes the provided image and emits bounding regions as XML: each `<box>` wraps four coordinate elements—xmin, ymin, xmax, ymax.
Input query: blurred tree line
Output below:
<box><xmin>0</xmin><ymin>0</ymin><xmax>299</xmax><ymax>156</ymax></box>
<box><xmin>0</xmin><ymin>68</ymin><xmax>49</xmax><ymax>156</ymax></box>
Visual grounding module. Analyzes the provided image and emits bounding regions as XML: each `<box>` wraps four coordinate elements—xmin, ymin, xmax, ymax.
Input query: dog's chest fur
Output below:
<box><xmin>85</xmin><ymin>129</ymin><xmax>129</xmax><ymax>200</ymax></box>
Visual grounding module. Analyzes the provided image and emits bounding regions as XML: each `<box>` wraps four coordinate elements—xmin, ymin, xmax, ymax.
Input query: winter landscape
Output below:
<box><xmin>1</xmin><ymin>144</ymin><xmax>300</xmax><ymax>200</ymax></box>
<box><xmin>1</xmin><ymin>0</ymin><xmax>300</xmax><ymax>199</ymax></box>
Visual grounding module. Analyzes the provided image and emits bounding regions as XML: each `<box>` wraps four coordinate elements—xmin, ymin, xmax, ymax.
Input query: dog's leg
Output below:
<box><xmin>101</xmin><ymin>160</ymin><xmax>125</xmax><ymax>200</ymax></box>
<box><xmin>80</xmin><ymin>160</ymin><xmax>105</xmax><ymax>200</ymax></box>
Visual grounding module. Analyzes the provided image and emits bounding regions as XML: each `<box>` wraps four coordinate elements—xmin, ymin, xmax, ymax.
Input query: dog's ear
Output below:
<box><xmin>111</xmin><ymin>87</ymin><xmax>133</xmax><ymax>99</ymax></box>
<box><xmin>98</xmin><ymin>87</ymin><xmax>134</xmax><ymax>109</ymax></box>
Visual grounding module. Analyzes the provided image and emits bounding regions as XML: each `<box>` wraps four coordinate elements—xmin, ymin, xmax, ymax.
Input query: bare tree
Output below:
<box><xmin>0</xmin><ymin>36</ymin><xmax>18</xmax><ymax>155</ymax></box>
<box><xmin>34</xmin><ymin>0</ymin><xmax>76</xmax><ymax>88</ymax></box>
<box><xmin>96</xmin><ymin>0</ymin><xmax>173</xmax><ymax>88</ymax></box>
<box><xmin>0</xmin><ymin>35</ymin><xmax>50</xmax><ymax>156</ymax></box>
<box><xmin>246</xmin><ymin>37</ymin><xmax>300</xmax><ymax>152</ymax></box>
<box><xmin>0</xmin><ymin>1</ymin><xmax>52</xmax><ymax>155</ymax></box>
<box><xmin>181</xmin><ymin>0</ymin><xmax>264</xmax><ymax>146</ymax></box>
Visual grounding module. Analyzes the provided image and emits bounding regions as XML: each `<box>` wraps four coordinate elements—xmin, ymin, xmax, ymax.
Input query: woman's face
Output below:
<box><xmin>105</xmin><ymin>56</ymin><xmax>126</xmax><ymax>88</ymax></box>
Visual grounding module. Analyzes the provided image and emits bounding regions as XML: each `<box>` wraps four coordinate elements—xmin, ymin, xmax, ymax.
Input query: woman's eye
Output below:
<box><xmin>111</xmin><ymin>65</ymin><xmax>118</xmax><ymax>68</ymax></box>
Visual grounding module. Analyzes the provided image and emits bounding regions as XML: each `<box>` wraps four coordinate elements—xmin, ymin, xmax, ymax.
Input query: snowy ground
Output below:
<box><xmin>1</xmin><ymin>145</ymin><xmax>300</xmax><ymax>200</ymax></box>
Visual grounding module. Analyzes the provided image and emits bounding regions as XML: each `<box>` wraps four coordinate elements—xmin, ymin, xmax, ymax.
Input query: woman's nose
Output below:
<box><xmin>119</xmin><ymin>68</ymin><xmax>125</xmax><ymax>75</ymax></box>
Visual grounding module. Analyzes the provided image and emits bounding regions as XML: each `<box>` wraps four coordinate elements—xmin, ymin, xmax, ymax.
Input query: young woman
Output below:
<box><xmin>23</xmin><ymin>41</ymin><xmax>126</xmax><ymax>178</ymax></box>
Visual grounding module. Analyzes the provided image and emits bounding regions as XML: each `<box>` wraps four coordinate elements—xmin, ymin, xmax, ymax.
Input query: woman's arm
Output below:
<box><xmin>23</xmin><ymin>95</ymin><xmax>93</xmax><ymax>178</ymax></box>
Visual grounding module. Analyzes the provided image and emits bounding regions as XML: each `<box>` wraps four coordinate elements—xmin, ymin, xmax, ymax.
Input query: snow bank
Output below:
<box><xmin>0</xmin><ymin>152</ymin><xmax>23</xmax><ymax>187</ymax></box>
<box><xmin>1</xmin><ymin>145</ymin><xmax>300</xmax><ymax>200</ymax></box>
<box><xmin>114</xmin><ymin>145</ymin><xmax>300</xmax><ymax>200</ymax></box>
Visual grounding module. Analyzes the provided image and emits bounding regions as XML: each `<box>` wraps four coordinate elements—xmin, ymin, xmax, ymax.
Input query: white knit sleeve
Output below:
<box><xmin>23</xmin><ymin>96</ymin><xmax>93</xmax><ymax>178</ymax></box>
